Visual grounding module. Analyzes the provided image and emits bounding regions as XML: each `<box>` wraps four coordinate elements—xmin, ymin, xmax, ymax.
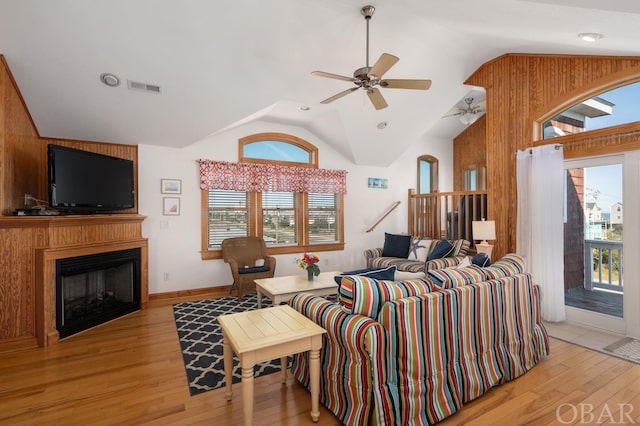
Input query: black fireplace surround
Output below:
<box><xmin>55</xmin><ymin>248</ymin><xmax>141</xmax><ymax>338</ymax></box>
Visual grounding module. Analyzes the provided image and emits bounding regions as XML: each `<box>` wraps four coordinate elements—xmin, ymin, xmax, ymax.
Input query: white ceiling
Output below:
<box><xmin>1</xmin><ymin>0</ymin><xmax>639</xmax><ymax>166</ymax></box>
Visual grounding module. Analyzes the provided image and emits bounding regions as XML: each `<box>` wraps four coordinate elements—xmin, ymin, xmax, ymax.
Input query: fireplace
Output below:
<box><xmin>55</xmin><ymin>248</ymin><xmax>141</xmax><ymax>338</ymax></box>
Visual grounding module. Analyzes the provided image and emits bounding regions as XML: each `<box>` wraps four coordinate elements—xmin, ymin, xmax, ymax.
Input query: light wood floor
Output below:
<box><xmin>2</xmin><ymin>297</ymin><xmax>640</xmax><ymax>426</ymax></box>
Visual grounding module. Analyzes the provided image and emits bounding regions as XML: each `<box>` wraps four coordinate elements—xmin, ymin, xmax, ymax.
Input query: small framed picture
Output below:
<box><xmin>368</xmin><ymin>177</ymin><xmax>388</xmax><ymax>189</ymax></box>
<box><xmin>161</xmin><ymin>179</ymin><xmax>182</xmax><ymax>194</ymax></box>
<box><xmin>163</xmin><ymin>197</ymin><xmax>180</xmax><ymax>216</ymax></box>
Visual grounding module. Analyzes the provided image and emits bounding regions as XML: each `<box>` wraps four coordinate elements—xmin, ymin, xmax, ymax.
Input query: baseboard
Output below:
<box><xmin>149</xmin><ymin>286</ymin><xmax>232</xmax><ymax>307</ymax></box>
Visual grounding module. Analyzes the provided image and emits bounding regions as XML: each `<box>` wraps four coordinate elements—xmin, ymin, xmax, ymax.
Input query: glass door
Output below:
<box><xmin>564</xmin><ymin>155</ymin><xmax>625</xmax><ymax>333</ymax></box>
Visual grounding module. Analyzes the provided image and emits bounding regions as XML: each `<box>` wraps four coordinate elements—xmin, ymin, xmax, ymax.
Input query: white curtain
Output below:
<box><xmin>516</xmin><ymin>144</ymin><xmax>565</xmax><ymax>322</ymax></box>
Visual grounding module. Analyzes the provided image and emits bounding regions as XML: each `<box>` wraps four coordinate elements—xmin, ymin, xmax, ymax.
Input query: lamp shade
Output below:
<box><xmin>472</xmin><ymin>220</ymin><xmax>496</xmax><ymax>242</ymax></box>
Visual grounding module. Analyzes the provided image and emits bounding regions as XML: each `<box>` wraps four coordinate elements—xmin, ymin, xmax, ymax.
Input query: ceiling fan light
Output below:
<box><xmin>459</xmin><ymin>111</ymin><xmax>480</xmax><ymax>126</ymax></box>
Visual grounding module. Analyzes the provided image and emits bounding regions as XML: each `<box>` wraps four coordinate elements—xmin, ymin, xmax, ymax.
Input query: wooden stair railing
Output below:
<box><xmin>365</xmin><ymin>201</ymin><xmax>401</xmax><ymax>233</ymax></box>
<box><xmin>408</xmin><ymin>189</ymin><xmax>488</xmax><ymax>241</ymax></box>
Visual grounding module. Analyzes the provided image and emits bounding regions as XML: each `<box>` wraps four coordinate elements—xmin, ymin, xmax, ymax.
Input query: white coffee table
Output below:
<box><xmin>254</xmin><ymin>270</ymin><xmax>341</xmax><ymax>308</ymax></box>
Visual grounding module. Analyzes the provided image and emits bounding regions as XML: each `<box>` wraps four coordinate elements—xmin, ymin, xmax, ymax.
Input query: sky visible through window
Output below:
<box><xmin>584</xmin><ymin>164</ymin><xmax>622</xmax><ymax>215</ymax></box>
<box><xmin>584</xmin><ymin>81</ymin><xmax>640</xmax><ymax>131</ymax></box>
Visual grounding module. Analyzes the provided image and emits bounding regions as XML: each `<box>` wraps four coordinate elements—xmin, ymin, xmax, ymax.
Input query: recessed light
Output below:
<box><xmin>578</xmin><ymin>33</ymin><xmax>604</xmax><ymax>42</ymax></box>
<box><xmin>299</xmin><ymin>105</ymin><xmax>310</xmax><ymax>111</ymax></box>
<box><xmin>100</xmin><ymin>73</ymin><xmax>120</xmax><ymax>87</ymax></box>
<box><xmin>377</xmin><ymin>121</ymin><xmax>388</xmax><ymax>130</ymax></box>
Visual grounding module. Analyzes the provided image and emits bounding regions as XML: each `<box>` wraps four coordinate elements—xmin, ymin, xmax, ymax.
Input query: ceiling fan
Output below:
<box><xmin>311</xmin><ymin>5</ymin><xmax>432</xmax><ymax>110</ymax></box>
<box><xmin>444</xmin><ymin>97</ymin><xmax>486</xmax><ymax>125</ymax></box>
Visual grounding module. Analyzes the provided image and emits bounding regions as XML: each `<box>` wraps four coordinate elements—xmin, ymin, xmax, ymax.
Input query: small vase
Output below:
<box><xmin>307</xmin><ymin>268</ymin><xmax>314</xmax><ymax>281</ymax></box>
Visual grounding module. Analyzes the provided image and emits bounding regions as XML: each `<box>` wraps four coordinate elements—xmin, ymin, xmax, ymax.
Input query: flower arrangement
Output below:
<box><xmin>296</xmin><ymin>252</ymin><xmax>320</xmax><ymax>280</ymax></box>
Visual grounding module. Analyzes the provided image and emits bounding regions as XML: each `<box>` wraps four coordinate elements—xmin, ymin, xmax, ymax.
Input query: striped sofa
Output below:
<box><xmin>289</xmin><ymin>254</ymin><xmax>549</xmax><ymax>425</ymax></box>
<box><xmin>364</xmin><ymin>239</ymin><xmax>471</xmax><ymax>273</ymax></box>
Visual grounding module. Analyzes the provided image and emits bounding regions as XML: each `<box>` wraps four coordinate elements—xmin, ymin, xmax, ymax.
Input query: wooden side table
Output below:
<box><xmin>217</xmin><ymin>304</ymin><xmax>327</xmax><ymax>425</ymax></box>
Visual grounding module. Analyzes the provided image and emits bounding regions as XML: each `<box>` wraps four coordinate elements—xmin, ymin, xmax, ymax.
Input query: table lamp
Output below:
<box><xmin>472</xmin><ymin>219</ymin><xmax>496</xmax><ymax>259</ymax></box>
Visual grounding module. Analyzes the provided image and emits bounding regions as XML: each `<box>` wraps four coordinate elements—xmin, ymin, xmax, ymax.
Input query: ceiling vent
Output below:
<box><xmin>127</xmin><ymin>80</ymin><xmax>161</xmax><ymax>94</ymax></box>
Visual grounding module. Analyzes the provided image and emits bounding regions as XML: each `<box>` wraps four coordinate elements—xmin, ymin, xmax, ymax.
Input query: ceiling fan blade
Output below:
<box><xmin>367</xmin><ymin>88</ymin><xmax>388</xmax><ymax>110</ymax></box>
<box><xmin>474</xmin><ymin>100</ymin><xmax>486</xmax><ymax>111</ymax></box>
<box><xmin>320</xmin><ymin>87</ymin><xmax>359</xmax><ymax>104</ymax></box>
<box><xmin>311</xmin><ymin>71</ymin><xmax>356</xmax><ymax>82</ymax></box>
<box><xmin>442</xmin><ymin>110</ymin><xmax>464</xmax><ymax>118</ymax></box>
<box><xmin>367</xmin><ymin>53</ymin><xmax>399</xmax><ymax>79</ymax></box>
<box><xmin>380</xmin><ymin>79</ymin><xmax>432</xmax><ymax>90</ymax></box>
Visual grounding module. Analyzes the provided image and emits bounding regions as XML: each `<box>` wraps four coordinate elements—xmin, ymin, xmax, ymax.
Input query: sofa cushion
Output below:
<box><xmin>452</xmin><ymin>239</ymin><xmax>471</xmax><ymax>256</ymax></box>
<box><xmin>407</xmin><ymin>237</ymin><xmax>434</xmax><ymax>262</ymax></box>
<box><xmin>382</xmin><ymin>233</ymin><xmax>412</xmax><ymax>258</ymax></box>
<box><xmin>427</xmin><ymin>239</ymin><xmax>455</xmax><ymax>260</ymax></box>
<box><xmin>455</xmin><ymin>256</ymin><xmax>471</xmax><ymax>269</ymax></box>
<box><xmin>482</xmin><ymin>254</ymin><xmax>526</xmax><ymax>279</ymax></box>
<box><xmin>339</xmin><ymin>275</ymin><xmax>436</xmax><ymax>318</ymax></box>
<box><xmin>394</xmin><ymin>270</ymin><xmax>426</xmax><ymax>281</ymax></box>
<box><xmin>370</xmin><ymin>257</ymin><xmax>427</xmax><ymax>273</ymax></box>
<box><xmin>427</xmin><ymin>266</ymin><xmax>486</xmax><ymax>289</ymax></box>
<box><xmin>238</xmin><ymin>265</ymin><xmax>270</xmax><ymax>274</ymax></box>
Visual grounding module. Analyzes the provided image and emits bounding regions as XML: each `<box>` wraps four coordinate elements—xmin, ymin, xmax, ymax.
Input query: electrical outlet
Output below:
<box><xmin>163</xmin><ymin>272</ymin><xmax>170</xmax><ymax>281</ymax></box>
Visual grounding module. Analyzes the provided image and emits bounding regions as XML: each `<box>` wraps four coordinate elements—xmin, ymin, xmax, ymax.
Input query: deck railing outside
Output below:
<box><xmin>584</xmin><ymin>239</ymin><xmax>623</xmax><ymax>292</ymax></box>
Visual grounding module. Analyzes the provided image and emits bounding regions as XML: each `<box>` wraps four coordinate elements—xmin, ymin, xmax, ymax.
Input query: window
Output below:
<box><xmin>417</xmin><ymin>155</ymin><xmax>438</xmax><ymax>194</ymax></box>
<box><xmin>543</xmin><ymin>80</ymin><xmax>640</xmax><ymax>139</ymax></box>
<box><xmin>201</xmin><ymin>133</ymin><xmax>344</xmax><ymax>259</ymax></box>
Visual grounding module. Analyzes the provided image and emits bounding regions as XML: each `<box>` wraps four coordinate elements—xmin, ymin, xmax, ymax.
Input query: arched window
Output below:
<box><xmin>543</xmin><ymin>81</ymin><xmax>640</xmax><ymax>139</ymax></box>
<box><xmin>417</xmin><ymin>155</ymin><xmax>438</xmax><ymax>194</ymax></box>
<box><xmin>201</xmin><ymin>133</ymin><xmax>344</xmax><ymax>259</ymax></box>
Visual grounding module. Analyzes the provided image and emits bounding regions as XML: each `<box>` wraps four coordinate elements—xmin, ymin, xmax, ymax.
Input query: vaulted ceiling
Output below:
<box><xmin>1</xmin><ymin>0</ymin><xmax>640</xmax><ymax>166</ymax></box>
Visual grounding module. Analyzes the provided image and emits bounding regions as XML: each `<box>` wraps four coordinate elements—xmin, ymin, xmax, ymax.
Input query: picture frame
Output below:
<box><xmin>161</xmin><ymin>179</ymin><xmax>182</xmax><ymax>194</ymax></box>
<box><xmin>163</xmin><ymin>197</ymin><xmax>180</xmax><ymax>216</ymax></box>
<box><xmin>368</xmin><ymin>177</ymin><xmax>388</xmax><ymax>189</ymax></box>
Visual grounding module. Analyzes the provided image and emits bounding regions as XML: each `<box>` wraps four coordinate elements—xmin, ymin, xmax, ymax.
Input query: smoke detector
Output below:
<box><xmin>100</xmin><ymin>73</ymin><xmax>120</xmax><ymax>87</ymax></box>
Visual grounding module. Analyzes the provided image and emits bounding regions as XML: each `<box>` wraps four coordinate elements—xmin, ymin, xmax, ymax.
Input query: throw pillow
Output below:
<box><xmin>455</xmin><ymin>256</ymin><xmax>472</xmax><ymax>269</ymax></box>
<box><xmin>407</xmin><ymin>237</ymin><xmax>434</xmax><ymax>262</ymax></box>
<box><xmin>427</xmin><ymin>238</ymin><xmax>455</xmax><ymax>261</ymax></box>
<box><xmin>471</xmin><ymin>252</ymin><xmax>491</xmax><ymax>267</ymax></box>
<box><xmin>381</xmin><ymin>233</ymin><xmax>412</xmax><ymax>258</ymax></box>
<box><xmin>394</xmin><ymin>270</ymin><xmax>427</xmax><ymax>281</ymax></box>
<box><xmin>336</xmin><ymin>266</ymin><xmax>397</xmax><ymax>309</ymax></box>
<box><xmin>334</xmin><ymin>265</ymin><xmax>396</xmax><ymax>285</ymax></box>
<box><xmin>342</xmin><ymin>275</ymin><xmax>435</xmax><ymax>318</ymax></box>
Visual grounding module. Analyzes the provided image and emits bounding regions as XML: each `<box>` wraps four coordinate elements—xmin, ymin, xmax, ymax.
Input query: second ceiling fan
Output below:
<box><xmin>312</xmin><ymin>5</ymin><xmax>432</xmax><ymax>110</ymax></box>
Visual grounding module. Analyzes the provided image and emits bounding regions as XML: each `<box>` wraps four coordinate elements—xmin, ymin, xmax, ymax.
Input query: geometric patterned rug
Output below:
<box><xmin>173</xmin><ymin>294</ymin><xmax>283</xmax><ymax>396</ymax></box>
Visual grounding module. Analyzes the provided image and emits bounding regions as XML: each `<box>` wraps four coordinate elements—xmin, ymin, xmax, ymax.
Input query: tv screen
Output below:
<box><xmin>48</xmin><ymin>144</ymin><xmax>135</xmax><ymax>213</ymax></box>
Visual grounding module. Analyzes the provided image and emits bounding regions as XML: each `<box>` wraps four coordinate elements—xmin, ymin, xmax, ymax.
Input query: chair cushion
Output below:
<box><xmin>381</xmin><ymin>233</ymin><xmax>412</xmax><ymax>258</ymax></box>
<box><xmin>238</xmin><ymin>266</ymin><xmax>270</xmax><ymax>274</ymax></box>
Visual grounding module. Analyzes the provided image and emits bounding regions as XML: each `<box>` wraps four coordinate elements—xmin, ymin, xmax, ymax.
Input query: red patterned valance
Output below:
<box><xmin>199</xmin><ymin>160</ymin><xmax>347</xmax><ymax>194</ymax></box>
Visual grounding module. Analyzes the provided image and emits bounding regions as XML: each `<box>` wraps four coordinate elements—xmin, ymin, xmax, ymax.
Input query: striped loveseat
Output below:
<box><xmin>289</xmin><ymin>254</ymin><xmax>549</xmax><ymax>425</ymax></box>
<box><xmin>364</xmin><ymin>238</ymin><xmax>471</xmax><ymax>273</ymax></box>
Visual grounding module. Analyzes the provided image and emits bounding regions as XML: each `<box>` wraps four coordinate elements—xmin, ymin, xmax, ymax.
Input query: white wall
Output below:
<box><xmin>138</xmin><ymin>121</ymin><xmax>453</xmax><ymax>294</ymax></box>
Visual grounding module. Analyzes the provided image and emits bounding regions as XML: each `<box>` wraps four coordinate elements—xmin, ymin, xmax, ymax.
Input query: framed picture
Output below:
<box><xmin>161</xmin><ymin>179</ymin><xmax>182</xmax><ymax>194</ymax></box>
<box><xmin>368</xmin><ymin>177</ymin><xmax>388</xmax><ymax>189</ymax></box>
<box><xmin>163</xmin><ymin>197</ymin><xmax>180</xmax><ymax>215</ymax></box>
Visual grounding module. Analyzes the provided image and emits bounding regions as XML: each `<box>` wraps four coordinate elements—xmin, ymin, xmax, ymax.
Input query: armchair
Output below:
<box><xmin>221</xmin><ymin>237</ymin><xmax>276</xmax><ymax>301</ymax></box>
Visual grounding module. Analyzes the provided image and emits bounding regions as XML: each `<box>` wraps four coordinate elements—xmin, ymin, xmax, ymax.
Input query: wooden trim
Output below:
<box><xmin>149</xmin><ymin>285</ymin><xmax>232</xmax><ymax>306</ymax></box>
<box><xmin>239</xmin><ymin>132</ymin><xmax>319</xmax><ymax>168</ymax></box>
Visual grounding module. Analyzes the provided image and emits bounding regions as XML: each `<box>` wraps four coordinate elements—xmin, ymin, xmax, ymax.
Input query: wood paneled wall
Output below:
<box><xmin>453</xmin><ymin>115</ymin><xmax>486</xmax><ymax>191</ymax></box>
<box><xmin>465</xmin><ymin>54</ymin><xmax>640</xmax><ymax>259</ymax></box>
<box><xmin>0</xmin><ymin>55</ymin><xmax>145</xmax><ymax>352</ymax></box>
<box><xmin>0</xmin><ymin>55</ymin><xmax>138</xmax><ymax>216</ymax></box>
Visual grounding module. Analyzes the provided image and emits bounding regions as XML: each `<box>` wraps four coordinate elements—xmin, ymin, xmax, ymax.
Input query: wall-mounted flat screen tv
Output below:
<box><xmin>48</xmin><ymin>144</ymin><xmax>135</xmax><ymax>213</ymax></box>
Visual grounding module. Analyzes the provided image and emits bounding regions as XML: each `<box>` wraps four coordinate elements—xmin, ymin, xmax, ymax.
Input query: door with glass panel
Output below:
<box><xmin>564</xmin><ymin>155</ymin><xmax>624</xmax><ymax>333</ymax></box>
